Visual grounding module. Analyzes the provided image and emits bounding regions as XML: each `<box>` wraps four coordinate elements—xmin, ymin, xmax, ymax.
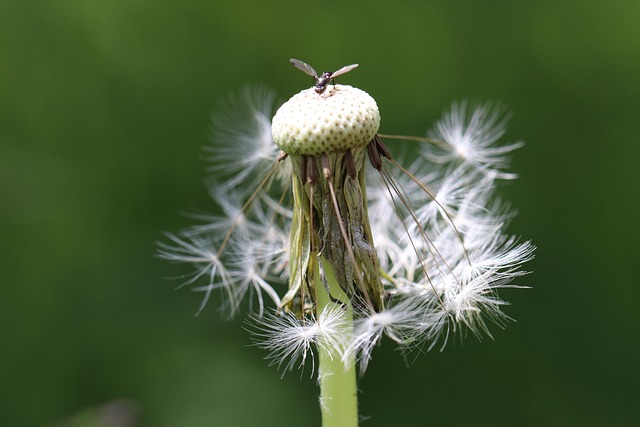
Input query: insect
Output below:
<box><xmin>290</xmin><ymin>58</ymin><xmax>359</xmax><ymax>94</ymax></box>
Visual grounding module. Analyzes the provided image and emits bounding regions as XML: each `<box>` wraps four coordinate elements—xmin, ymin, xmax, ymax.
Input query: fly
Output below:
<box><xmin>289</xmin><ymin>58</ymin><xmax>359</xmax><ymax>94</ymax></box>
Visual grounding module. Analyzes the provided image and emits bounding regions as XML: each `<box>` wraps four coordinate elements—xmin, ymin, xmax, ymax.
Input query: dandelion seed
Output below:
<box><xmin>206</xmin><ymin>86</ymin><xmax>282</xmax><ymax>193</ymax></box>
<box><xmin>346</xmin><ymin>297</ymin><xmax>428</xmax><ymax>374</ymax></box>
<box><xmin>425</xmin><ymin>101</ymin><xmax>524</xmax><ymax>179</ymax></box>
<box><xmin>251</xmin><ymin>305</ymin><xmax>350</xmax><ymax>376</ymax></box>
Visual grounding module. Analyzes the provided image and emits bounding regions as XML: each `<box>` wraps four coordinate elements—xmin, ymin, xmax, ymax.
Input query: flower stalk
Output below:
<box><xmin>315</xmin><ymin>257</ymin><xmax>358</xmax><ymax>427</ymax></box>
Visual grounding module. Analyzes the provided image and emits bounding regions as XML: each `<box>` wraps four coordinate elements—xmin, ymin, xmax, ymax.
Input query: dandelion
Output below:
<box><xmin>159</xmin><ymin>58</ymin><xmax>534</xmax><ymax>426</ymax></box>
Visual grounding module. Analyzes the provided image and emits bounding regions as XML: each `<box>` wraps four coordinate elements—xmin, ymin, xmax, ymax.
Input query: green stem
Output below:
<box><xmin>315</xmin><ymin>256</ymin><xmax>358</xmax><ymax>427</ymax></box>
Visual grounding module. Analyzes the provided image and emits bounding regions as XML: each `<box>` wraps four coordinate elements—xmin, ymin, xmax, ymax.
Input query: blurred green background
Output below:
<box><xmin>2</xmin><ymin>0</ymin><xmax>639</xmax><ymax>426</ymax></box>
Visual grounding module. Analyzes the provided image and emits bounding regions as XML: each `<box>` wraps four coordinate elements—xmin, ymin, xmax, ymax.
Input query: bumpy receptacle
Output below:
<box><xmin>272</xmin><ymin>85</ymin><xmax>380</xmax><ymax>156</ymax></box>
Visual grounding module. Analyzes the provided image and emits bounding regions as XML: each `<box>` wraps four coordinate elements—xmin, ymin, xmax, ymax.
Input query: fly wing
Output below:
<box><xmin>330</xmin><ymin>63</ymin><xmax>359</xmax><ymax>78</ymax></box>
<box><xmin>289</xmin><ymin>58</ymin><xmax>318</xmax><ymax>78</ymax></box>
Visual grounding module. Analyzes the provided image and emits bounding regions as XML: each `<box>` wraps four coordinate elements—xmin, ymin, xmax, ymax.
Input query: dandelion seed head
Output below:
<box><xmin>271</xmin><ymin>85</ymin><xmax>380</xmax><ymax>155</ymax></box>
<box><xmin>160</xmin><ymin>70</ymin><xmax>534</xmax><ymax>376</ymax></box>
